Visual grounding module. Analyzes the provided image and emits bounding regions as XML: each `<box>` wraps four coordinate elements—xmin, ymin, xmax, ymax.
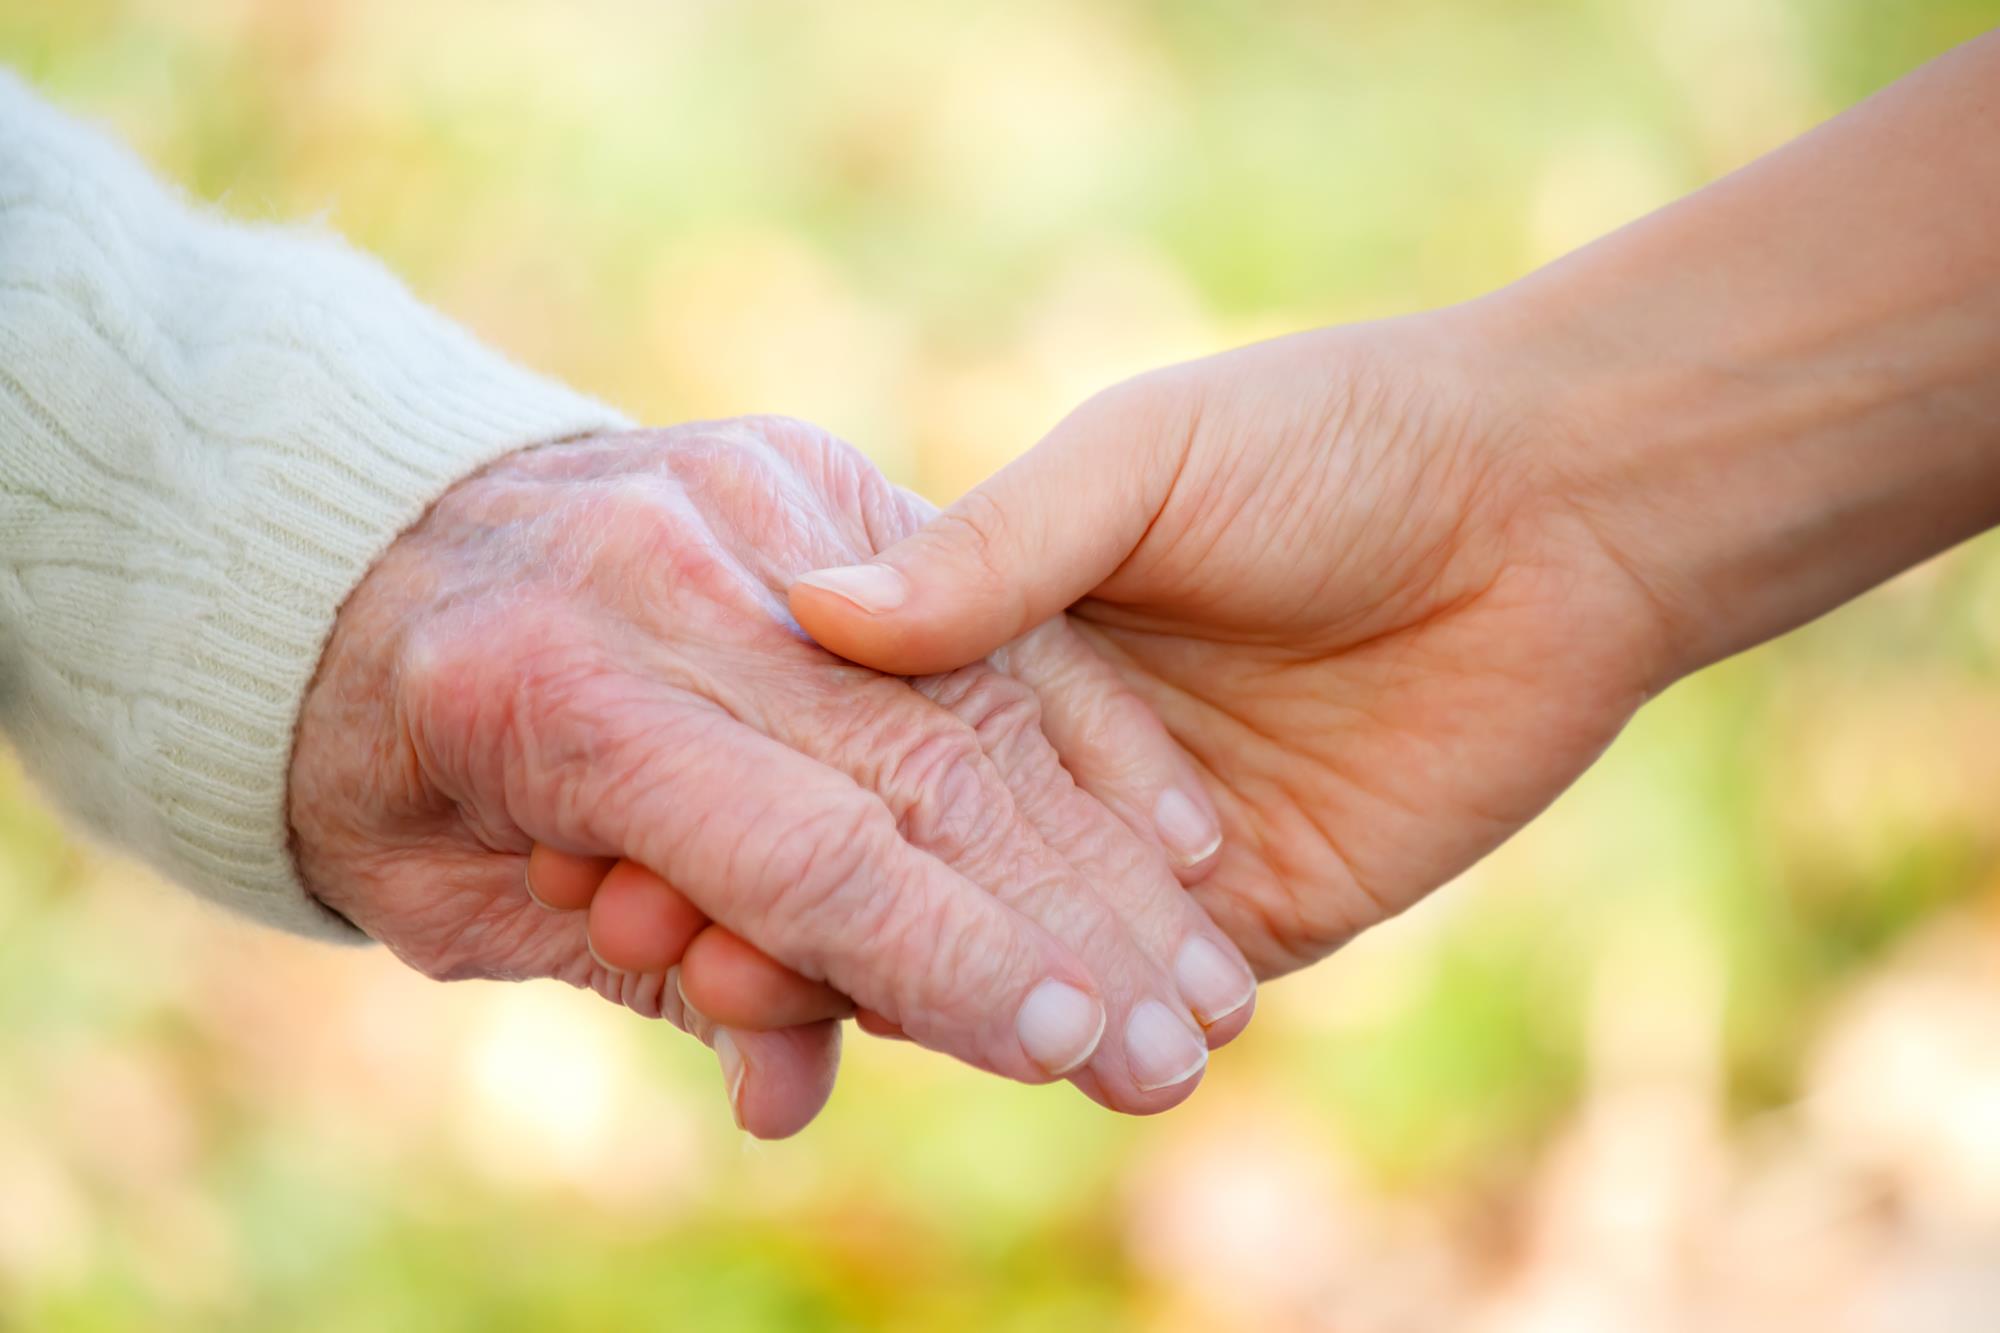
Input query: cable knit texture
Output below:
<box><xmin>0</xmin><ymin>73</ymin><xmax>630</xmax><ymax>939</ymax></box>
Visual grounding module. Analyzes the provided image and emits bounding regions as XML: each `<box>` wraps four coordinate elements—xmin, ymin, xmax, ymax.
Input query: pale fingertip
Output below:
<box><xmin>587</xmin><ymin>932</ymin><xmax>626</xmax><ymax>976</ymax></box>
<box><xmin>1125</xmin><ymin>999</ymin><xmax>1209</xmax><ymax>1092</ymax></box>
<box><xmin>1174</xmin><ymin>936</ymin><xmax>1256</xmax><ymax>1027</ymax></box>
<box><xmin>1154</xmin><ymin>788</ymin><xmax>1222</xmax><ymax>867</ymax></box>
<box><xmin>524</xmin><ymin>862</ymin><xmax>556</xmax><ymax>911</ymax></box>
<box><xmin>1016</xmin><ymin>979</ymin><xmax>1106</xmax><ymax>1077</ymax></box>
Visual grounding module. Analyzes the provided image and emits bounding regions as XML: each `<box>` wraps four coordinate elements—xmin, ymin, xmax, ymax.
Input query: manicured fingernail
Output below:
<box><xmin>524</xmin><ymin>863</ymin><xmax>556</xmax><ymax>911</ymax></box>
<box><xmin>1154</xmin><ymin>788</ymin><xmax>1222</xmax><ymax>867</ymax></box>
<box><xmin>794</xmin><ymin>564</ymin><xmax>907</xmax><ymax>615</ymax></box>
<box><xmin>1175</xmin><ymin>937</ymin><xmax>1255</xmax><ymax>1026</ymax></box>
<box><xmin>713</xmin><ymin>1028</ymin><xmax>748</xmax><ymax>1131</ymax></box>
<box><xmin>1125</xmin><ymin>999</ymin><xmax>1208</xmax><ymax>1091</ymax></box>
<box><xmin>1016</xmin><ymin>979</ymin><xmax>1105</xmax><ymax>1076</ymax></box>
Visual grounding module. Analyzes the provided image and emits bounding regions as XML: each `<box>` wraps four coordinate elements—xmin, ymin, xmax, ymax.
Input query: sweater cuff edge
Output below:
<box><xmin>144</xmin><ymin>366</ymin><xmax>628</xmax><ymax>941</ymax></box>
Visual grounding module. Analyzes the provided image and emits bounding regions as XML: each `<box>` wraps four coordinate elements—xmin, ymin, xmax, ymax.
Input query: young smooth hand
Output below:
<box><xmin>534</xmin><ymin>31</ymin><xmax>2000</xmax><ymax>1102</ymax></box>
<box><xmin>789</xmin><ymin>314</ymin><xmax>1664</xmax><ymax>977</ymax></box>
<box><xmin>789</xmin><ymin>30</ymin><xmax>2000</xmax><ymax>980</ymax></box>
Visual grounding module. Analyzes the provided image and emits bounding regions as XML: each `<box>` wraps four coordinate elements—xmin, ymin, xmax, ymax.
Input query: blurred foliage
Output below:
<box><xmin>4</xmin><ymin>1</ymin><xmax>2000</xmax><ymax>1329</ymax></box>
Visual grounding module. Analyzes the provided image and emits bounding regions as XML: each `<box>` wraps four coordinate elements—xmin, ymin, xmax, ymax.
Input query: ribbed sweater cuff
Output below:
<box><xmin>159</xmin><ymin>342</ymin><xmax>627</xmax><ymax>941</ymax></box>
<box><xmin>0</xmin><ymin>71</ymin><xmax>631</xmax><ymax>940</ymax></box>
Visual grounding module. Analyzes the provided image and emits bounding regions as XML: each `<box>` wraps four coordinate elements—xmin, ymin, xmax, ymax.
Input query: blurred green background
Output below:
<box><xmin>4</xmin><ymin>1</ymin><xmax>2000</xmax><ymax>1329</ymax></box>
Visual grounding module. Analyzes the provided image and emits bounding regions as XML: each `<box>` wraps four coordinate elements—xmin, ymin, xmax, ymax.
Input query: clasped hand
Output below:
<box><xmin>293</xmin><ymin>306</ymin><xmax>1676</xmax><ymax>1140</ymax></box>
<box><xmin>291</xmin><ymin>417</ymin><xmax>1255</xmax><ymax>1137</ymax></box>
<box><xmin>286</xmin><ymin>36</ymin><xmax>2000</xmax><ymax>1141</ymax></box>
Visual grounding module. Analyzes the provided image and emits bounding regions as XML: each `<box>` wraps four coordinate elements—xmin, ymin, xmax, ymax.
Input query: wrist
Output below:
<box><xmin>1407</xmin><ymin>294</ymin><xmax>1690</xmax><ymax>700</ymax></box>
<box><xmin>291</xmin><ymin>432</ymin><xmax>639</xmax><ymax>913</ymax></box>
<box><xmin>1473</xmin><ymin>248</ymin><xmax>2000</xmax><ymax>692</ymax></box>
<box><xmin>1463</xmin><ymin>34</ymin><xmax>2000</xmax><ymax>688</ymax></box>
<box><xmin>1456</xmin><ymin>281</ymin><xmax>1756</xmax><ymax>687</ymax></box>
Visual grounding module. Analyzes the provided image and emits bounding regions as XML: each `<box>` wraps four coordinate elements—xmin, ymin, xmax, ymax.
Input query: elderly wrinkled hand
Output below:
<box><xmin>288</xmin><ymin>418</ymin><xmax>1256</xmax><ymax>1136</ymax></box>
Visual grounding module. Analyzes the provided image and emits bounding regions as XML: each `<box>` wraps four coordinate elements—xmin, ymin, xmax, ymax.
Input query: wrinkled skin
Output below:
<box><xmin>290</xmin><ymin>418</ymin><xmax>1253</xmax><ymax>1135</ymax></box>
<box><xmin>792</xmin><ymin>310</ymin><xmax>1673</xmax><ymax>979</ymax></box>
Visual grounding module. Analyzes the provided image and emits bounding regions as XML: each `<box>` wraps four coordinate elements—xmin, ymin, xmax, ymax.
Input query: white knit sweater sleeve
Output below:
<box><xmin>0</xmin><ymin>73</ymin><xmax>630</xmax><ymax>939</ymax></box>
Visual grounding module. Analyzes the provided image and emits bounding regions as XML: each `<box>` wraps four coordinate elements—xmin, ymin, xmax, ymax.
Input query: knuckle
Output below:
<box><xmin>730</xmin><ymin>413</ymin><xmax>824</xmax><ymax>458</ymax></box>
<box><xmin>396</xmin><ymin>610</ymin><xmax>512</xmax><ymax>783</ymax></box>
<box><xmin>660</xmin><ymin>423</ymin><xmax>796</xmax><ymax>517</ymax></box>
<box><xmin>882</xmin><ymin>723</ymin><xmax>1000</xmax><ymax>862</ymax></box>
<box><xmin>1070</xmin><ymin>679</ymin><xmax>1161</xmax><ymax>765</ymax></box>
<box><xmin>736</xmin><ymin>416</ymin><xmax>877</xmax><ymax>514</ymax></box>
<box><xmin>662</xmin><ymin>426</ymin><xmax>766</xmax><ymax>488</ymax></box>
<box><xmin>656</xmin><ymin>429</ymin><xmax>827</xmax><ymax>585</ymax></box>
<box><xmin>398</xmin><ymin>603</ymin><xmax>603</xmax><ymax>793</ymax></box>
<box><xmin>923</xmin><ymin>667</ymin><xmax>1045</xmax><ymax>756</ymax></box>
<box><xmin>576</xmin><ymin>475</ymin><xmax>704</xmax><ymax>578</ymax></box>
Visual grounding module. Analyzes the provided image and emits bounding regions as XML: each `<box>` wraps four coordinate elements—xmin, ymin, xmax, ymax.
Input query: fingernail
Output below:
<box><xmin>713</xmin><ymin>1029</ymin><xmax>748</xmax><ymax>1131</ymax></box>
<box><xmin>587</xmin><ymin>933</ymin><xmax>625</xmax><ymax>975</ymax></box>
<box><xmin>1154</xmin><ymin>788</ymin><xmax>1222</xmax><ymax>867</ymax></box>
<box><xmin>1175</xmin><ymin>937</ymin><xmax>1255</xmax><ymax>1026</ymax></box>
<box><xmin>1125</xmin><ymin>999</ymin><xmax>1208</xmax><ymax>1091</ymax></box>
<box><xmin>794</xmin><ymin>564</ymin><xmax>907</xmax><ymax>615</ymax></box>
<box><xmin>524</xmin><ymin>863</ymin><xmax>556</xmax><ymax>911</ymax></box>
<box><xmin>1016</xmin><ymin>979</ymin><xmax>1105</xmax><ymax>1076</ymax></box>
<box><xmin>669</xmin><ymin>965</ymin><xmax>693</xmax><ymax>1023</ymax></box>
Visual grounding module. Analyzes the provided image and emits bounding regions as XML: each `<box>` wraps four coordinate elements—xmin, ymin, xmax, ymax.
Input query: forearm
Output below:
<box><xmin>1490</xmin><ymin>29</ymin><xmax>2000</xmax><ymax>682</ymax></box>
<box><xmin>0</xmin><ymin>72</ymin><xmax>626</xmax><ymax>934</ymax></box>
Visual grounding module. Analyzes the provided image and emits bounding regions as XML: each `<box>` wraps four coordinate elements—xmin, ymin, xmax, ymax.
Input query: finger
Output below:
<box><xmin>577</xmin><ymin>856</ymin><xmax>856</xmax><ymax>1028</ymax></box>
<box><xmin>664</xmin><ymin>970</ymin><xmax>842</xmax><ymax>1141</ymax></box>
<box><xmin>433</xmin><ymin>849</ymin><xmax>843</xmax><ymax>1142</ymax></box>
<box><xmin>811</xmin><ymin>669</ymin><xmax>1213</xmax><ymax>1112</ymax></box>
<box><xmin>679</xmin><ymin>924</ymin><xmax>855</xmax><ymax>1028</ymax></box>
<box><xmin>721</xmin><ymin>1023</ymin><xmax>843</xmax><ymax>1140</ymax></box>
<box><xmin>922</xmin><ymin>664</ymin><xmax>1255</xmax><ymax>1062</ymax></box>
<box><xmin>526</xmin><ymin>844</ymin><xmax>617</xmax><ymax>911</ymax></box>
<box><xmin>569</xmin><ymin>700</ymin><xmax>1112</xmax><ymax>1088</ymax></box>
<box><xmin>790</xmin><ymin>383</ymin><xmax>1188</xmax><ymax>676</ymax></box>
<box><xmin>855</xmin><ymin>1008</ymin><xmax>907</xmax><ymax>1040</ymax></box>
<box><xmin>995</xmin><ymin>617</ymin><xmax>1224</xmax><ymax>878</ymax></box>
<box><xmin>584</xmin><ymin>858</ymin><xmax>709</xmax><ymax>975</ymax></box>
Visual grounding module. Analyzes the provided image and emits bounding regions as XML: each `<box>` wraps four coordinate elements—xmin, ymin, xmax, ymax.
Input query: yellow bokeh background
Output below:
<box><xmin>4</xmin><ymin>1</ymin><xmax>2000</xmax><ymax>1329</ymax></box>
